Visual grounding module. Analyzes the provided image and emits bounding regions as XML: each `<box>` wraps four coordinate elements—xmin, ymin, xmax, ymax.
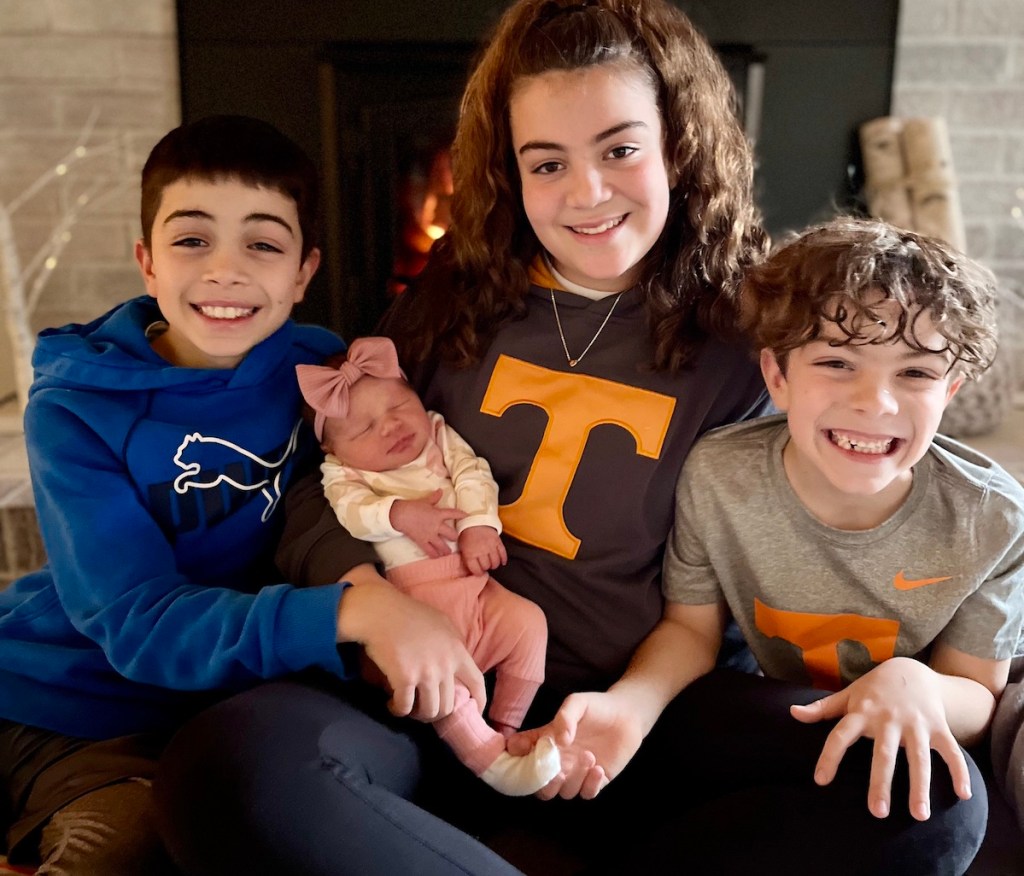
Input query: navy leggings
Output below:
<box><xmin>155</xmin><ymin>670</ymin><xmax>987</xmax><ymax>876</ymax></box>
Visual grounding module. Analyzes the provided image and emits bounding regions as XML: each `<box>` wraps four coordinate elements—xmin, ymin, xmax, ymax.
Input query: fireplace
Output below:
<box><xmin>317</xmin><ymin>42</ymin><xmax>470</xmax><ymax>336</ymax></box>
<box><xmin>176</xmin><ymin>0</ymin><xmax>898</xmax><ymax>338</ymax></box>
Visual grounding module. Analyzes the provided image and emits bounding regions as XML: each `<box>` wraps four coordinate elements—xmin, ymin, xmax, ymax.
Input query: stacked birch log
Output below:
<box><xmin>860</xmin><ymin>116</ymin><xmax>966</xmax><ymax>250</ymax></box>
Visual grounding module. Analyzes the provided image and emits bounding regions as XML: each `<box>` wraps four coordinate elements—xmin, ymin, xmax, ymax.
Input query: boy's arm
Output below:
<box><xmin>277</xmin><ymin>467</ymin><xmax>486</xmax><ymax>716</ymax></box>
<box><xmin>795</xmin><ymin>500</ymin><xmax>1024</xmax><ymax>820</ymax></box>
<box><xmin>29</xmin><ymin>400</ymin><xmax>352</xmax><ymax>689</ymax></box>
<box><xmin>929</xmin><ymin>642</ymin><xmax>1008</xmax><ymax>743</ymax></box>
<box><xmin>333</xmin><ymin>564</ymin><xmax>487</xmax><ymax>718</ymax></box>
<box><xmin>26</xmin><ymin>394</ymin><xmax>486</xmax><ymax>717</ymax></box>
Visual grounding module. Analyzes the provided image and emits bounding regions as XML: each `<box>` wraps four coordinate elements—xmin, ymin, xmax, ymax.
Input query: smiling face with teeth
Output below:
<box><xmin>135</xmin><ymin>177</ymin><xmax>319</xmax><ymax>369</ymax></box>
<box><xmin>510</xmin><ymin>63</ymin><xmax>671</xmax><ymax>293</ymax></box>
<box><xmin>760</xmin><ymin>299</ymin><xmax>964</xmax><ymax>530</ymax></box>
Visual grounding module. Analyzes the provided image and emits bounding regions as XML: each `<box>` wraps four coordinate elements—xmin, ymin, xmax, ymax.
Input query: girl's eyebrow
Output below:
<box><xmin>517</xmin><ymin>120</ymin><xmax>648</xmax><ymax>155</ymax></box>
<box><xmin>163</xmin><ymin>209</ymin><xmax>295</xmax><ymax>237</ymax></box>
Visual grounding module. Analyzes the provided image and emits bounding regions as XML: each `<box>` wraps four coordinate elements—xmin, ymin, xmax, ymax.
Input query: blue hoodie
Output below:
<box><xmin>0</xmin><ymin>296</ymin><xmax>352</xmax><ymax>738</ymax></box>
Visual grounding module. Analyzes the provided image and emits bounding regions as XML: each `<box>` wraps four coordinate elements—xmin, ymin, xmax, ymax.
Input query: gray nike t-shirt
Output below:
<box><xmin>664</xmin><ymin>415</ymin><xmax>1024</xmax><ymax>689</ymax></box>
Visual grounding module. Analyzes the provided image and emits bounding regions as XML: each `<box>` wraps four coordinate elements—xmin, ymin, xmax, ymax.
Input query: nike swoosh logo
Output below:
<box><xmin>893</xmin><ymin>571</ymin><xmax>953</xmax><ymax>591</ymax></box>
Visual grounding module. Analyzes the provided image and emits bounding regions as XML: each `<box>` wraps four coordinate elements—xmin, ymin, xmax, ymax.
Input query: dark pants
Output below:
<box><xmin>155</xmin><ymin>670</ymin><xmax>987</xmax><ymax>876</ymax></box>
<box><xmin>0</xmin><ymin>720</ymin><xmax>178</xmax><ymax>874</ymax></box>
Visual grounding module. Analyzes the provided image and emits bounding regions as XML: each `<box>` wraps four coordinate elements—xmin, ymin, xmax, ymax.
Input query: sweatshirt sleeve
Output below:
<box><xmin>25</xmin><ymin>395</ymin><xmax>357</xmax><ymax>690</ymax></box>
<box><xmin>276</xmin><ymin>467</ymin><xmax>380</xmax><ymax>586</ymax></box>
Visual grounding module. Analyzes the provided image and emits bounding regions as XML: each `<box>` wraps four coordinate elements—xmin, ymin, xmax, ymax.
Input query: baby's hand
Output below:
<box><xmin>458</xmin><ymin>526</ymin><xmax>507</xmax><ymax>575</ymax></box>
<box><xmin>791</xmin><ymin>657</ymin><xmax>971</xmax><ymax>821</ymax></box>
<box><xmin>390</xmin><ymin>490</ymin><xmax>466</xmax><ymax>558</ymax></box>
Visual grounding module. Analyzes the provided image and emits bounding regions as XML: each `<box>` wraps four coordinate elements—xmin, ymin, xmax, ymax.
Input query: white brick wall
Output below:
<box><xmin>0</xmin><ymin>0</ymin><xmax>179</xmax><ymax>402</ymax></box>
<box><xmin>894</xmin><ymin>0</ymin><xmax>1024</xmax><ymax>392</ymax></box>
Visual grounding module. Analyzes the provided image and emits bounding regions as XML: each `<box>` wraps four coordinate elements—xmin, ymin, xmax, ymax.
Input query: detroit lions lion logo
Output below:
<box><xmin>172</xmin><ymin>421</ymin><xmax>302</xmax><ymax>522</ymax></box>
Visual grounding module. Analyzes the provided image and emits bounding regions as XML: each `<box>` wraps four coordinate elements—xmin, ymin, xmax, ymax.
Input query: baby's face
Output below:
<box><xmin>322</xmin><ymin>376</ymin><xmax>432</xmax><ymax>471</ymax></box>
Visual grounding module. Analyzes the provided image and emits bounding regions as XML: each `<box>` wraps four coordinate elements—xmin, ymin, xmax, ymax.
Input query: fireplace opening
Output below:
<box><xmin>319</xmin><ymin>43</ymin><xmax>471</xmax><ymax>337</ymax></box>
<box><xmin>391</xmin><ymin>141</ymin><xmax>453</xmax><ymax>297</ymax></box>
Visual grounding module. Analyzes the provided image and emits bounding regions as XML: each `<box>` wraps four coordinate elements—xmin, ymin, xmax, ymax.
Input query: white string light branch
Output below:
<box><xmin>0</xmin><ymin>109</ymin><xmax>129</xmax><ymax>413</ymax></box>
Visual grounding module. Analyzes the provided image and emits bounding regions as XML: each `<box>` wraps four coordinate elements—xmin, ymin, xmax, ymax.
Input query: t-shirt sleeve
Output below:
<box><xmin>662</xmin><ymin>443</ymin><xmax>725</xmax><ymax>606</ymax></box>
<box><xmin>938</xmin><ymin>505</ymin><xmax>1024</xmax><ymax>661</ymax></box>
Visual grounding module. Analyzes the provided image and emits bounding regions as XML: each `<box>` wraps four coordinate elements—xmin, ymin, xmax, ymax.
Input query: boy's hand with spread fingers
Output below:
<box><xmin>791</xmin><ymin>656</ymin><xmax>978</xmax><ymax>821</ymax></box>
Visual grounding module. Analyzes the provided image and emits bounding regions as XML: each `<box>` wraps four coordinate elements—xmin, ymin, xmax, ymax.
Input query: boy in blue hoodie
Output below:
<box><xmin>0</xmin><ymin>115</ymin><xmax>486</xmax><ymax>874</ymax></box>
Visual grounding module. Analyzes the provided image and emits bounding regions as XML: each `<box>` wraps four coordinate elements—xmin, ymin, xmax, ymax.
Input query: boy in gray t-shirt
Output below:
<box><xmin>661</xmin><ymin>218</ymin><xmax>1024</xmax><ymax>840</ymax></box>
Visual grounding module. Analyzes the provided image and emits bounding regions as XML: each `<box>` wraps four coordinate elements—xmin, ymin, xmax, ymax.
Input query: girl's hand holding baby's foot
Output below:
<box><xmin>509</xmin><ymin>690</ymin><xmax>642</xmax><ymax>800</ymax></box>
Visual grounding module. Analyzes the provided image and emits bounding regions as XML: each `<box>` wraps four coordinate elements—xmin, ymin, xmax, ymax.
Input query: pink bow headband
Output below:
<box><xmin>296</xmin><ymin>336</ymin><xmax>404</xmax><ymax>442</ymax></box>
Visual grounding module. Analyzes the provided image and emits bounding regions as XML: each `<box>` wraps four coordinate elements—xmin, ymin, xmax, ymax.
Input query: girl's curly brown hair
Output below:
<box><xmin>740</xmin><ymin>217</ymin><xmax>999</xmax><ymax>379</ymax></box>
<box><xmin>390</xmin><ymin>0</ymin><xmax>768</xmax><ymax>373</ymax></box>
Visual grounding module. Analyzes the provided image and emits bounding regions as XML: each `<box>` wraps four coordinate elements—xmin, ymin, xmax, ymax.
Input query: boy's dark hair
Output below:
<box><xmin>140</xmin><ymin>115</ymin><xmax>320</xmax><ymax>260</ymax></box>
<box><xmin>740</xmin><ymin>217</ymin><xmax>999</xmax><ymax>379</ymax></box>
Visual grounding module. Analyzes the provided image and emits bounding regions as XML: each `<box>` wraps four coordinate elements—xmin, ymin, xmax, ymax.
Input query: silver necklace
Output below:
<box><xmin>550</xmin><ymin>288</ymin><xmax>623</xmax><ymax>368</ymax></box>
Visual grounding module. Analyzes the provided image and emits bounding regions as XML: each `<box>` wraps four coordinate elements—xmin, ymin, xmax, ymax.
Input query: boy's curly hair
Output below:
<box><xmin>740</xmin><ymin>217</ymin><xmax>999</xmax><ymax>379</ymax></box>
<box><xmin>392</xmin><ymin>0</ymin><xmax>767</xmax><ymax>373</ymax></box>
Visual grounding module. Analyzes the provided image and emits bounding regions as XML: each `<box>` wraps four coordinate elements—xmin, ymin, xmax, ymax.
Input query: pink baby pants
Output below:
<box><xmin>386</xmin><ymin>553</ymin><xmax>547</xmax><ymax>774</ymax></box>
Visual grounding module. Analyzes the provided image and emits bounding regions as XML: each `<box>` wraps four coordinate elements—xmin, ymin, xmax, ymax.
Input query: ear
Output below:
<box><xmin>134</xmin><ymin>239</ymin><xmax>158</xmax><ymax>298</ymax></box>
<box><xmin>759</xmin><ymin>348</ymin><xmax>790</xmax><ymax>412</ymax></box>
<box><xmin>944</xmin><ymin>374</ymin><xmax>965</xmax><ymax>406</ymax></box>
<box><xmin>292</xmin><ymin>247</ymin><xmax>321</xmax><ymax>305</ymax></box>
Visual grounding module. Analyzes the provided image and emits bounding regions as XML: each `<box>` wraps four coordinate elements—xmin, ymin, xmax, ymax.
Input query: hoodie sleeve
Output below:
<box><xmin>276</xmin><ymin>468</ymin><xmax>381</xmax><ymax>586</ymax></box>
<box><xmin>25</xmin><ymin>392</ymin><xmax>357</xmax><ymax>691</ymax></box>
